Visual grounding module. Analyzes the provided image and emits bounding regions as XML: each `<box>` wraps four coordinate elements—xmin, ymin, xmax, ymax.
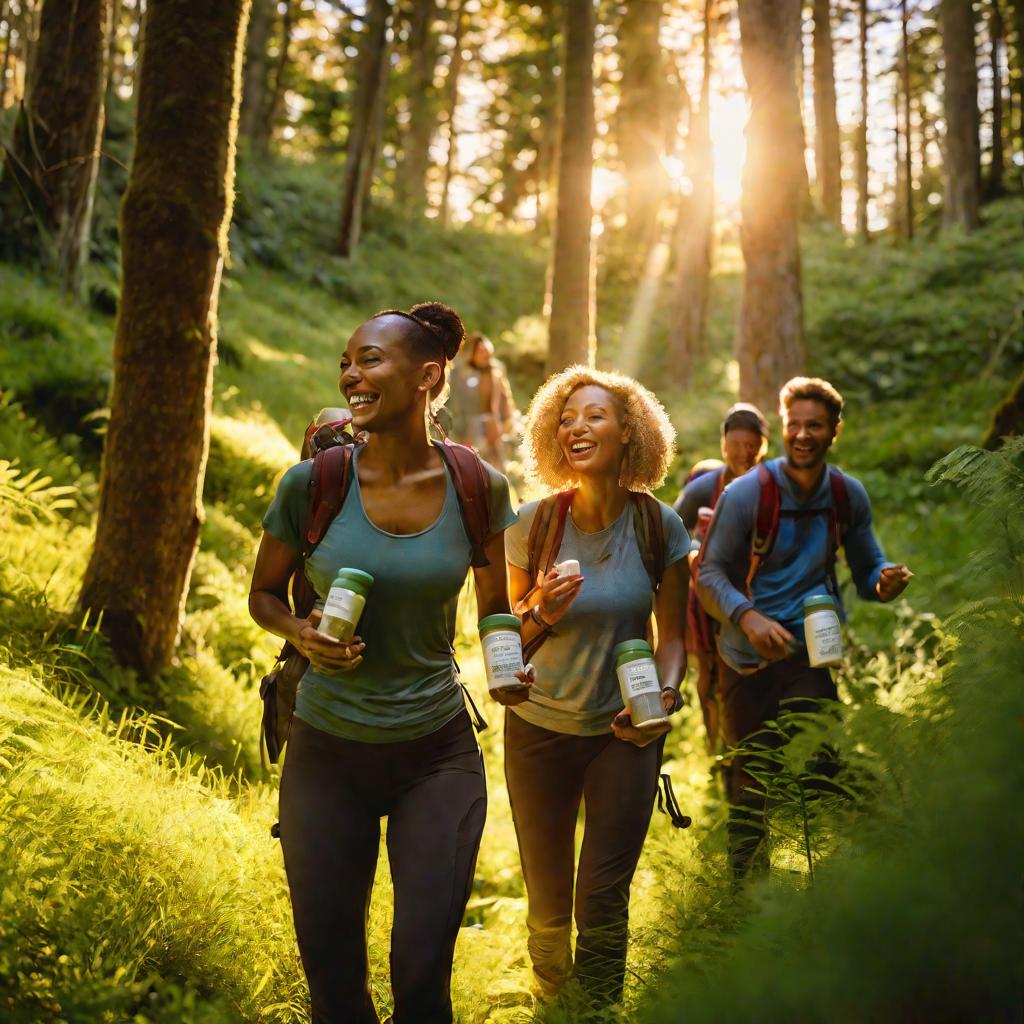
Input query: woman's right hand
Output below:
<box><xmin>535</xmin><ymin>569</ymin><xmax>584</xmax><ymax>626</ymax></box>
<box><xmin>292</xmin><ymin>609</ymin><xmax>365</xmax><ymax>672</ymax></box>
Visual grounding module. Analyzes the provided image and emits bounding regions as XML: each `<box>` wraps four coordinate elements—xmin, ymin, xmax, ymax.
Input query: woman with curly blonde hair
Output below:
<box><xmin>503</xmin><ymin>365</ymin><xmax>690</xmax><ymax>1006</ymax></box>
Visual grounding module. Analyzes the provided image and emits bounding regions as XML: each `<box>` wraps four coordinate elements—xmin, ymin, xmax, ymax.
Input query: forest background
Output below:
<box><xmin>0</xmin><ymin>0</ymin><xmax>1022</xmax><ymax>1020</ymax></box>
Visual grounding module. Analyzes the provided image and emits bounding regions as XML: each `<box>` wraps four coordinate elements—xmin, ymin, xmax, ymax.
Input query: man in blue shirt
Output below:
<box><xmin>698</xmin><ymin>377</ymin><xmax>912</xmax><ymax>875</ymax></box>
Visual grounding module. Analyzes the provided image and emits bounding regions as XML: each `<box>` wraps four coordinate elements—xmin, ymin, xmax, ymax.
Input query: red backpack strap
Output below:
<box><xmin>630</xmin><ymin>492</ymin><xmax>666</xmax><ymax>592</ymax></box>
<box><xmin>711</xmin><ymin>466</ymin><xmax>727</xmax><ymax>506</ymax></box>
<box><xmin>526</xmin><ymin>490</ymin><xmax>575</xmax><ymax>586</ymax></box>
<box><xmin>435</xmin><ymin>440</ymin><xmax>493</xmax><ymax>568</ymax></box>
<box><xmin>747</xmin><ymin>463</ymin><xmax>781</xmax><ymax>594</ymax></box>
<box><xmin>826</xmin><ymin>466</ymin><xmax>851</xmax><ymax>589</ymax></box>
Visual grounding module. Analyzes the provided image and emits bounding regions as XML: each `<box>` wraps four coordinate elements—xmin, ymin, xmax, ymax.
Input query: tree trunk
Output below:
<box><xmin>901</xmin><ymin>0</ymin><xmax>914</xmax><ymax>237</ymax></box>
<box><xmin>736</xmin><ymin>0</ymin><xmax>805</xmax><ymax>411</ymax></box>
<box><xmin>0</xmin><ymin>0</ymin><xmax>112</xmax><ymax>292</ymax></box>
<box><xmin>856</xmin><ymin>0</ymin><xmax>869</xmax><ymax>240</ymax></box>
<box><xmin>546</xmin><ymin>0</ymin><xmax>596</xmax><ymax>372</ymax></box>
<box><xmin>78</xmin><ymin>0</ymin><xmax>249</xmax><ymax>677</ymax></box>
<box><xmin>1010</xmin><ymin>0</ymin><xmax>1024</xmax><ymax>154</ymax></box>
<box><xmin>617</xmin><ymin>0</ymin><xmax>666</xmax><ymax>247</ymax></box>
<box><xmin>439</xmin><ymin>0</ymin><xmax>467</xmax><ymax>228</ymax></box>
<box><xmin>984</xmin><ymin>366</ymin><xmax>1024</xmax><ymax>448</ymax></box>
<box><xmin>337</xmin><ymin>0</ymin><xmax>391</xmax><ymax>257</ymax></box>
<box><xmin>260</xmin><ymin>0</ymin><xmax>297</xmax><ymax>150</ymax></box>
<box><xmin>239</xmin><ymin>0</ymin><xmax>273</xmax><ymax>146</ymax></box>
<box><xmin>395</xmin><ymin>0</ymin><xmax>441</xmax><ymax>214</ymax></box>
<box><xmin>358</xmin><ymin>28</ymin><xmax>390</xmax><ymax>215</ymax></box>
<box><xmin>0</xmin><ymin>4</ymin><xmax>12</xmax><ymax>107</ymax></box>
<box><xmin>668</xmin><ymin>0</ymin><xmax>714</xmax><ymax>387</ymax></box>
<box><xmin>941</xmin><ymin>0</ymin><xmax>981</xmax><ymax>230</ymax></box>
<box><xmin>812</xmin><ymin>0</ymin><xmax>842</xmax><ymax>226</ymax></box>
<box><xmin>987</xmin><ymin>0</ymin><xmax>1006</xmax><ymax>195</ymax></box>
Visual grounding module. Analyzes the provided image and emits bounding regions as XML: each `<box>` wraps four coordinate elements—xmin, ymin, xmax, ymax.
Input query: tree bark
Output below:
<box><xmin>812</xmin><ymin>0</ymin><xmax>842</xmax><ymax>225</ymax></box>
<box><xmin>395</xmin><ymin>0</ymin><xmax>441</xmax><ymax>214</ymax></box>
<box><xmin>546</xmin><ymin>0</ymin><xmax>596</xmax><ymax>372</ymax></box>
<box><xmin>987</xmin><ymin>0</ymin><xmax>1006</xmax><ymax>195</ymax></box>
<box><xmin>78</xmin><ymin>0</ymin><xmax>249</xmax><ymax>677</ymax></box>
<box><xmin>856</xmin><ymin>0</ymin><xmax>869</xmax><ymax>240</ymax></box>
<box><xmin>0</xmin><ymin>0</ymin><xmax>112</xmax><ymax>292</ymax></box>
<box><xmin>901</xmin><ymin>0</ymin><xmax>914</xmax><ymax>237</ymax></box>
<box><xmin>337</xmin><ymin>0</ymin><xmax>391</xmax><ymax>257</ymax></box>
<box><xmin>261</xmin><ymin>0</ymin><xmax>297</xmax><ymax>149</ymax></box>
<box><xmin>736</xmin><ymin>0</ymin><xmax>805</xmax><ymax>411</ymax></box>
<box><xmin>439</xmin><ymin>0</ymin><xmax>467</xmax><ymax>228</ymax></box>
<box><xmin>0</xmin><ymin>3</ymin><xmax>13</xmax><ymax>107</ymax></box>
<box><xmin>668</xmin><ymin>0</ymin><xmax>714</xmax><ymax>387</ymax></box>
<box><xmin>1010</xmin><ymin>0</ymin><xmax>1024</xmax><ymax>154</ymax></box>
<box><xmin>617</xmin><ymin>0</ymin><xmax>666</xmax><ymax>247</ymax></box>
<box><xmin>239</xmin><ymin>0</ymin><xmax>274</xmax><ymax>147</ymax></box>
<box><xmin>941</xmin><ymin>0</ymin><xmax>981</xmax><ymax>231</ymax></box>
<box><xmin>984</xmin><ymin>366</ymin><xmax>1024</xmax><ymax>448</ymax></box>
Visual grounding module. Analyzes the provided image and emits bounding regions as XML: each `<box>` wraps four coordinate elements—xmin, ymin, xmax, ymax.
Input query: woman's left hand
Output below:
<box><xmin>611</xmin><ymin>688</ymin><xmax>678</xmax><ymax>747</ymax></box>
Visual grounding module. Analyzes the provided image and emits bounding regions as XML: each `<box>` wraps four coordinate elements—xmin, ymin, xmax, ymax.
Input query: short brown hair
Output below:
<box><xmin>779</xmin><ymin>376</ymin><xmax>844</xmax><ymax>426</ymax></box>
<box><xmin>522</xmin><ymin>365</ymin><xmax>676</xmax><ymax>492</ymax></box>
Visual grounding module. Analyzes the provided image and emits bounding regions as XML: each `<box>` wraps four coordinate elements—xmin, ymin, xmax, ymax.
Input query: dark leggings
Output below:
<box><xmin>279</xmin><ymin>710</ymin><xmax>487</xmax><ymax>1024</ymax></box>
<box><xmin>503</xmin><ymin>711</ymin><xmax>661</xmax><ymax>1005</ymax></box>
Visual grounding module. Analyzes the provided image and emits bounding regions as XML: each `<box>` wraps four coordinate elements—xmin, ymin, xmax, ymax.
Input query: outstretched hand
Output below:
<box><xmin>491</xmin><ymin>664</ymin><xmax>535</xmax><ymax>707</ymax></box>
<box><xmin>292</xmin><ymin>609</ymin><xmax>365</xmax><ymax>672</ymax></box>
<box><xmin>877</xmin><ymin>564</ymin><xmax>913</xmax><ymax>602</ymax></box>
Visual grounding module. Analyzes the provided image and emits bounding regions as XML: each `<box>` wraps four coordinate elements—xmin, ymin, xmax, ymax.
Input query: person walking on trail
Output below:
<box><xmin>674</xmin><ymin>402</ymin><xmax>770</xmax><ymax>752</ymax></box>
<box><xmin>504</xmin><ymin>366</ymin><xmax>690</xmax><ymax>1006</ymax></box>
<box><xmin>446</xmin><ymin>332</ymin><xmax>519</xmax><ymax>469</ymax></box>
<box><xmin>249</xmin><ymin>303</ymin><xmax>528</xmax><ymax>1024</ymax></box>
<box><xmin>696</xmin><ymin>377</ymin><xmax>912</xmax><ymax>877</ymax></box>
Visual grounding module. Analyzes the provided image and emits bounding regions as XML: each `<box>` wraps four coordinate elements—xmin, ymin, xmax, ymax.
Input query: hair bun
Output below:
<box><xmin>410</xmin><ymin>301</ymin><xmax>464</xmax><ymax>362</ymax></box>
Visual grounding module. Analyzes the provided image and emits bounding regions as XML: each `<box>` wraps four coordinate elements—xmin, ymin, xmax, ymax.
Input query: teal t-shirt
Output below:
<box><xmin>505</xmin><ymin>496</ymin><xmax>689</xmax><ymax>736</ymax></box>
<box><xmin>262</xmin><ymin>446</ymin><xmax>516</xmax><ymax>743</ymax></box>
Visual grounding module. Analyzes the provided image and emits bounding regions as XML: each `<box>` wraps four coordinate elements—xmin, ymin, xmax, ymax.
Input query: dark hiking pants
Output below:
<box><xmin>279</xmin><ymin>710</ymin><xmax>486</xmax><ymax>1024</ymax></box>
<box><xmin>503</xmin><ymin>711</ymin><xmax>661</xmax><ymax>1005</ymax></box>
<box><xmin>718</xmin><ymin>650</ymin><xmax>838</xmax><ymax>876</ymax></box>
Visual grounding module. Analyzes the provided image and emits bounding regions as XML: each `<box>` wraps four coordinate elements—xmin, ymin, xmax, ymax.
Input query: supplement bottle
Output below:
<box><xmin>803</xmin><ymin>593</ymin><xmax>843</xmax><ymax>667</ymax></box>
<box><xmin>318</xmin><ymin>568</ymin><xmax>374</xmax><ymax>642</ymax></box>
<box><xmin>613</xmin><ymin>640</ymin><xmax>667</xmax><ymax>728</ymax></box>
<box><xmin>478</xmin><ymin>614</ymin><xmax>525</xmax><ymax>691</ymax></box>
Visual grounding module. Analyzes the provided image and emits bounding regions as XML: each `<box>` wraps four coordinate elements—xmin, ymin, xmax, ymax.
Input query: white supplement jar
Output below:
<box><xmin>478</xmin><ymin>614</ymin><xmax>525</xmax><ymax>691</ymax></box>
<box><xmin>803</xmin><ymin>593</ymin><xmax>843</xmax><ymax>667</ymax></box>
<box><xmin>318</xmin><ymin>568</ymin><xmax>374</xmax><ymax>642</ymax></box>
<box><xmin>553</xmin><ymin>558</ymin><xmax>580</xmax><ymax>577</ymax></box>
<box><xmin>613</xmin><ymin>640</ymin><xmax>667</xmax><ymax>728</ymax></box>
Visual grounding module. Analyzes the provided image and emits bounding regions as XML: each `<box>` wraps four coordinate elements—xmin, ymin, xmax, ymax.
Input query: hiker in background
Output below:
<box><xmin>697</xmin><ymin>377</ymin><xmax>912</xmax><ymax>876</ymax></box>
<box><xmin>674</xmin><ymin>402</ymin><xmax>770</xmax><ymax>752</ymax></box>
<box><xmin>445</xmin><ymin>331</ymin><xmax>519</xmax><ymax>469</ymax></box>
<box><xmin>249</xmin><ymin>303</ymin><xmax>528</xmax><ymax>1024</ymax></box>
<box><xmin>504</xmin><ymin>366</ymin><xmax>690</xmax><ymax>1006</ymax></box>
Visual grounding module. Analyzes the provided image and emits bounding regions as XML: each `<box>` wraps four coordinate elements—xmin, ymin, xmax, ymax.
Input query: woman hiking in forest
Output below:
<box><xmin>249</xmin><ymin>303</ymin><xmax>528</xmax><ymax>1024</ymax></box>
<box><xmin>504</xmin><ymin>366</ymin><xmax>690</xmax><ymax>1005</ymax></box>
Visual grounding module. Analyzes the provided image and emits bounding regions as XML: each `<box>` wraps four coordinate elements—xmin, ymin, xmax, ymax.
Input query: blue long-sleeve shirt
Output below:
<box><xmin>697</xmin><ymin>457</ymin><xmax>891</xmax><ymax>671</ymax></box>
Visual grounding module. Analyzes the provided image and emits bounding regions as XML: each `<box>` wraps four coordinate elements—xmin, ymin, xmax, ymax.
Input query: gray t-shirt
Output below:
<box><xmin>506</xmin><ymin>496</ymin><xmax>690</xmax><ymax>736</ymax></box>
<box><xmin>262</xmin><ymin>446</ymin><xmax>516</xmax><ymax>742</ymax></box>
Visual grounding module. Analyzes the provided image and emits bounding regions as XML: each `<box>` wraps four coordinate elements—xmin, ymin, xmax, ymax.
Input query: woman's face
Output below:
<box><xmin>339</xmin><ymin>317</ymin><xmax>441</xmax><ymax>432</ymax></box>
<box><xmin>557</xmin><ymin>384</ymin><xmax>629</xmax><ymax>481</ymax></box>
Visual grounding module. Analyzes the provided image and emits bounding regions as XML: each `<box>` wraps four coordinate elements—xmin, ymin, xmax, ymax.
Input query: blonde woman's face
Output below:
<box><xmin>557</xmin><ymin>385</ymin><xmax>629</xmax><ymax>481</ymax></box>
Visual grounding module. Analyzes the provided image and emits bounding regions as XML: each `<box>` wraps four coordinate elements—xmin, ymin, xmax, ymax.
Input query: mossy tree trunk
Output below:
<box><xmin>239</xmin><ymin>0</ymin><xmax>274</xmax><ymax>151</ymax></box>
<box><xmin>0</xmin><ymin>0</ymin><xmax>112</xmax><ymax>293</ymax></box>
<box><xmin>394</xmin><ymin>0</ymin><xmax>441</xmax><ymax>215</ymax></box>
<box><xmin>986</xmin><ymin>0</ymin><xmax>1006</xmax><ymax>196</ymax></box>
<box><xmin>941</xmin><ymin>0</ymin><xmax>981</xmax><ymax>231</ymax></box>
<box><xmin>78</xmin><ymin>0</ymin><xmax>250</xmax><ymax>678</ymax></box>
<box><xmin>812</xmin><ymin>0</ymin><xmax>842</xmax><ymax>226</ymax></box>
<box><xmin>546</xmin><ymin>0</ymin><xmax>595</xmax><ymax>373</ymax></box>
<box><xmin>736</xmin><ymin>0</ymin><xmax>805</xmax><ymax>411</ymax></box>
<box><xmin>984</xmin><ymin>367</ymin><xmax>1024</xmax><ymax>449</ymax></box>
<box><xmin>336</xmin><ymin>0</ymin><xmax>391</xmax><ymax>258</ymax></box>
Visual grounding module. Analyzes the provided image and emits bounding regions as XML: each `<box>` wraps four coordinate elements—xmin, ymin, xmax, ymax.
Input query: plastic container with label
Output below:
<box><xmin>803</xmin><ymin>593</ymin><xmax>843</xmax><ymax>667</ymax></box>
<box><xmin>317</xmin><ymin>568</ymin><xmax>374</xmax><ymax>642</ymax></box>
<box><xmin>613</xmin><ymin>640</ymin><xmax>668</xmax><ymax>728</ymax></box>
<box><xmin>478</xmin><ymin>614</ymin><xmax>525</xmax><ymax>692</ymax></box>
<box><xmin>553</xmin><ymin>558</ymin><xmax>580</xmax><ymax>578</ymax></box>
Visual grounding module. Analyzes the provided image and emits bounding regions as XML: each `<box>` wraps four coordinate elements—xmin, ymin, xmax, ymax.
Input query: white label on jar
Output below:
<box><xmin>318</xmin><ymin>588</ymin><xmax>365</xmax><ymax>637</ymax></box>
<box><xmin>806</xmin><ymin>610</ymin><xmax>843</xmax><ymax>666</ymax></box>
<box><xmin>481</xmin><ymin>631</ymin><xmax>524</xmax><ymax>690</ymax></box>
<box><xmin>617</xmin><ymin>657</ymin><xmax>661</xmax><ymax>699</ymax></box>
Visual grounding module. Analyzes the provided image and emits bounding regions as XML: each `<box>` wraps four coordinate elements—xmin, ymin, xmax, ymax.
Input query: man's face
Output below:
<box><xmin>721</xmin><ymin>427</ymin><xmax>765</xmax><ymax>478</ymax></box>
<box><xmin>782</xmin><ymin>398</ymin><xmax>838</xmax><ymax>471</ymax></box>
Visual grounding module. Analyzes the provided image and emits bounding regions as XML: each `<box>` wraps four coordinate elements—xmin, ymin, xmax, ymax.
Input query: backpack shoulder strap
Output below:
<box><xmin>711</xmin><ymin>466</ymin><xmax>727</xmax><ymax>506</ymax></box>
<box><xmin>526</xmin><ymin>489</ymin><xmax>575</xmax><ymax>586</ymax></box>
<box><xmin>630</xmin><ymin>492</ymin><xmax>666</xmax><ymax>592</ymax></box>
<box><xmin>746</xmin><ymin>463</ymin><xmax>781</xmax><ymax>594</ymax></box>
<box><xmin>826</xmin><ymin>466</ymin><xmax>851</xmax><ymax>589</ymax></box>
<box><xmin>435</xmin><ymin>440</ymin><xmax>493</xmax><ymax>568</ymax></box>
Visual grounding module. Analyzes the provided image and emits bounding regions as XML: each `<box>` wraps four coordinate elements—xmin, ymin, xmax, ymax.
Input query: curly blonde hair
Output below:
<box><xmin>522</xmin><ymin>365</ymin><xmax>676</xmax><ymax>492</ymax></box>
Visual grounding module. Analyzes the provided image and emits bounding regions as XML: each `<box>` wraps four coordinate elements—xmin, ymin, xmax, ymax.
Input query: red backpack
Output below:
<box><xmin>259</xmin><ymin>430</ymin><xmax>494</xmax><ymax>765</ymax></box>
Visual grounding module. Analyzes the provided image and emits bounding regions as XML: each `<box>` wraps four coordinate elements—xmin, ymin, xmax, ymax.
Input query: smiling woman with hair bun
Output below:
<box><xmin>249</xmin><ymin>301</ymin><xmax>528</xmax><ymax>1023</ymax></box>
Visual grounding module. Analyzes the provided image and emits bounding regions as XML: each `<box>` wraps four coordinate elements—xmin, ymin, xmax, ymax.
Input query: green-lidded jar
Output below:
<box><xmin>612</xmin><ymin>640</ymin><xmax>667</xmax><ymax>728</ymax></box>
<box><xmin>478</xmin><ymin>614</ymin><xmax>524</xmax><ymax>691</ymax></box>
<box><xmin>803</xmin><ymin>593</ymin><xmax>843</xmax><ymax>668</ymax></box>
<box><xmin>318</xmin><ymin>568</ymin><xmax>374</xmax><ymax>642</ymax></box>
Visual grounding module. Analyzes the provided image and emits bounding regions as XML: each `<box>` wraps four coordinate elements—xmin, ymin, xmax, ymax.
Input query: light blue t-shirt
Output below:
<box><xmin>505</xmin><ymin>496</ymin><xmax>690</xmax><ymax>736</ymax></box>
<box><xmin>262</xmin><ymin>446</ymin><xmax>516</xmax><ymax>742</ymax></box>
